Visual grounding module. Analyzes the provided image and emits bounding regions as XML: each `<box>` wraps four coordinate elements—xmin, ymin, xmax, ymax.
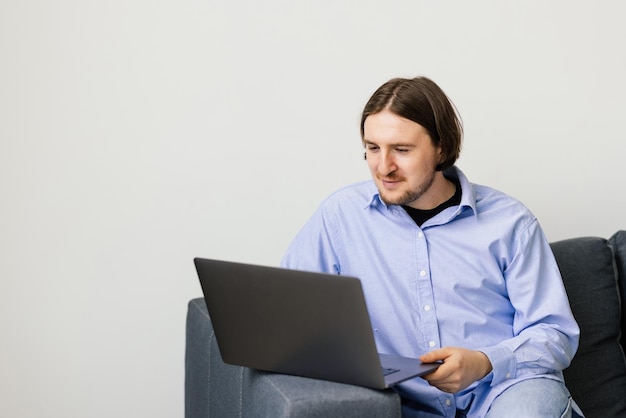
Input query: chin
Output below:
<box><xmin>379</xmin><ymin>192</ymin><xmax>405</xmax><ymax>206</ymax></box>
<box><xmin>380</xmin><ymin>188</ymin><xmax>423</xmax><ymax>207</ymax></box>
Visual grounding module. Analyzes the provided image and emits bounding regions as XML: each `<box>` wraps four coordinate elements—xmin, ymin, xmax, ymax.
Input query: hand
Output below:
<box><xmin>419</xmin><ymin>347</ymin><xmax>492</xmax><ymax>394</ymax></box>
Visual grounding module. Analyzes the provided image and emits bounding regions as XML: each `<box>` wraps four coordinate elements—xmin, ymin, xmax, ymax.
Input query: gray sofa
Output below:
<box><xmin>185</xmin><ymin>231</ymin><xmax>626</xmax><ymax>418</ymax></box>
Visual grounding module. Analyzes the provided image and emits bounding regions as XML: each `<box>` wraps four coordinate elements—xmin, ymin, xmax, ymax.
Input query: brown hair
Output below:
<box><xmin>360</xmin><ymin>76</ymin><xmax>463</xmax><ymax>171</ymax></box>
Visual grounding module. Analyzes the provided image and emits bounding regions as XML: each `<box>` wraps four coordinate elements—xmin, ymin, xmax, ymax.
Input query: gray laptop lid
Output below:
<box><xmin>194</xmin><ymin>258</ymin><xmax>439</xmax><ymax>389</ymax></box>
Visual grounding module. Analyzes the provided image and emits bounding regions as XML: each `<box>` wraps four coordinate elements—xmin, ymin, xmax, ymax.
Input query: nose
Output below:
<box><xmin>378</xmin><ymin>150</ymin><xmax>396</xmax><ymax>176</ymax></box>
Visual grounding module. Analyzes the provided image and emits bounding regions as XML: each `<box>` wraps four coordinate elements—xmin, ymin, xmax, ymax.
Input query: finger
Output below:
<box><xmin>420</xmin><ymin>347</ymin><xmax>451</xmax><ymax>363</ymax></box>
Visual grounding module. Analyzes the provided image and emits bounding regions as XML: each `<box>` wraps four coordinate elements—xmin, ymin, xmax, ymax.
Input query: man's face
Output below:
<box><xmin>363</xmin><ymin>110</ymin><xmax>443</xmax><ymax>209</ymax></box>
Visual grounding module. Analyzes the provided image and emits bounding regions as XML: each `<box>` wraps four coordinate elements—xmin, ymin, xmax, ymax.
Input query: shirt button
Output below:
<box><xmin>445</xmin><ymin>399</ymin><xmax>452</xmax><ymax>406</ymax></box>
<box><xmin>420</xmin><ymin>270</ymin><xmax>426</xmax><ymax>277</ymax></box>
<box><xmin>506</xmin><ymin>372</ymin><xmax>511</xmax><ymax>379</ymax></box>
<box><xmin>429</xmin><ymin>341</ymin><xmax>436</xmax><ymax>347</ymax></box>
<box><xmin>418</xmin><ymin>232</ymin><xmax>424</xmax><ymax>238</ymax></box>
<box><xmin>424</xmin><ymin>305</ymin><xmax>431</xmax><ymax>311</ymax></box>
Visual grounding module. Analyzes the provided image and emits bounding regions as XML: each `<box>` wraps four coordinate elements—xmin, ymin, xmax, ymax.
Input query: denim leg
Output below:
<box><xmin>485</xmin><ymin>378</ymin><xmax>578</xmax><ymax>418</ymax></box>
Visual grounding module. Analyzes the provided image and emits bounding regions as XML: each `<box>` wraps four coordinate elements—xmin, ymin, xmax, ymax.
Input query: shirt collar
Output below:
<box><xmin>444</xmin><ymin>166</ymin><xmax>478</xmax><ymax>217</ymax></box>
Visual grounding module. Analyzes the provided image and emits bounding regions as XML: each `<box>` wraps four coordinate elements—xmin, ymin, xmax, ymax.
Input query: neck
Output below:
<box><xmin>407</xmin><ymin>171</ymin><xmax>457</xmax><ymax>210</ymax></box>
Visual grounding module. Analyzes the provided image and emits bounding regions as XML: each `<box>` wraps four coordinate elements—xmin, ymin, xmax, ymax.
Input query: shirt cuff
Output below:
<box><xmin>478</xmin><ymin>345</ymin><xmax>517</xmax><ymax>386</ymax></box>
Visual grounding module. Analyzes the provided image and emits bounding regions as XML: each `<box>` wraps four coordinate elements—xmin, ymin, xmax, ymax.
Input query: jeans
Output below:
<box><xmin>401</xmin><ymin>378</ymin><xmax>584</xmax><ymax>418</ymax></box>
<box><xmin>485</xmin><ymin>378</ymin><xmax>583</xmax><ymax>418</ymax></box>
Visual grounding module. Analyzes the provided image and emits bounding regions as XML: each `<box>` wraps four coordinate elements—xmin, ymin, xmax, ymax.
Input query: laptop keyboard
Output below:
<box><xmin>381</xmin><ymin>367</ymin><xmax>400</xmax><ymax>376</ymax></box>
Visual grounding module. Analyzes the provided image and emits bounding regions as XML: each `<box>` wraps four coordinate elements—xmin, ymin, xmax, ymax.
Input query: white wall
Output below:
<box><xmin>1</xmin><ymin>1</ymin><xmax>624</xmax><ymax>417</ymax></box>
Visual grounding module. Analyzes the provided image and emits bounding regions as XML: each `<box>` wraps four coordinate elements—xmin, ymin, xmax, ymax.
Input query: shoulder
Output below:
<box><xmin>468</xmin><ymin>182</ymin><xmax>542</xmax><ymax>252</ymax></box>
<box><xmin>319</xmin><ymin>180</ymin><xmax>378</xmax><ymax>209</ymax></box>
<box><xmin>472</xmin><ymin>182</ymin><xmax>534</xmax><ymax>219</ymax></box>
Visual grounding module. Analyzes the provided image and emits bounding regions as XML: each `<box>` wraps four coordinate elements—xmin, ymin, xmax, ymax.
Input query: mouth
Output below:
<box><xmin>380</xmin><ymin>178</ymin><xmax>402</xmax><ymax>189</ymax></box>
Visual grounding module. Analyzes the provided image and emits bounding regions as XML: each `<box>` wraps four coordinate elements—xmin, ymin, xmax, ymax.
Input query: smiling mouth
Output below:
<box><xmin>380</xmin><ymin>178</ymin><xmax>403</xmax><ymax>188</ymax></box>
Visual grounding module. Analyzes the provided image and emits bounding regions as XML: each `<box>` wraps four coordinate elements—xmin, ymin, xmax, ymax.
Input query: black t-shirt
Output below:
<box><xmin>402</xmin><ymin>177</ymin><xmax>462</xmax><ymax>227</ymax></box>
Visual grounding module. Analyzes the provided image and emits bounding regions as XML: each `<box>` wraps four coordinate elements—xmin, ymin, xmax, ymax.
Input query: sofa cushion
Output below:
<box><xmin>608</xmin><ymin>230</ymin><xmax>626</xmax><ymax>349</ymax></box>
<box><xmin>551</xmin><ymin>237</ymin><xmax>626</xmax><ymax>417</ymax></box>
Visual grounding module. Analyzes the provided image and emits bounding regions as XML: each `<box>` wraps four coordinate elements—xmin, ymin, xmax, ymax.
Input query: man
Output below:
<box><xmin>281</xmin><ymin>76</ymin><xmax>582</xmax><ymax>417</ymax></box>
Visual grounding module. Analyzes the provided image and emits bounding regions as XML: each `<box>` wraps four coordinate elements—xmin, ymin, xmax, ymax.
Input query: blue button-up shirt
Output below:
<box><xmin>281</xmin><ymin>167</ymin><xmax>580</xmax><ymax>417</ymax></box>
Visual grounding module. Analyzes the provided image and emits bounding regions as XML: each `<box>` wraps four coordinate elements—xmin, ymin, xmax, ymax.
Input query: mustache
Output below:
<box><xmin>378</xmin><ymin>174</ymin><xmax>404</xmax><ymax>181</ymax></box>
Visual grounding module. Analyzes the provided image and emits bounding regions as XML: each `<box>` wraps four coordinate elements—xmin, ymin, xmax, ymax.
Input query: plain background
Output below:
<box><xmin>1</xmin><ymin>1</ymin><xmax>624</xmax><ymax>417</ymax></box>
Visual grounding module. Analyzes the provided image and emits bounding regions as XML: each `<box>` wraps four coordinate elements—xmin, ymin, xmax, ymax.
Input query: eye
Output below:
<box><xmin>366</xmin><ymin>144</ymin><xmax>379</xmax><ymax>152</ymax></box>
<box><xmin>395</xmin><ymin>148</ymin><xmax>410</xmax><ymax>154</ymax></box>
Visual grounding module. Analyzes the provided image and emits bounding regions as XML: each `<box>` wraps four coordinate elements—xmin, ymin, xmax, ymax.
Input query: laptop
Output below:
<box><xmin>193</xmin><ymin>257</ymin><xmax>440</xmax><ymax>389</ymax></box>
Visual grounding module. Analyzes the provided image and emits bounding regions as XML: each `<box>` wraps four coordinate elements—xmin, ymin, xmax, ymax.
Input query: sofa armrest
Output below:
<box><xmin>185</xmin><ymin>297</ymin><xmax>401</xmax><ymax>418</ymax></box>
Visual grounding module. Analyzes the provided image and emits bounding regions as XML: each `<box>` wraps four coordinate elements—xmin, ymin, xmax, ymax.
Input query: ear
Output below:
<box><xmin>435</xmin><ymin>145</ymin><xmax>446</xmax><ymax>171</ymax></box>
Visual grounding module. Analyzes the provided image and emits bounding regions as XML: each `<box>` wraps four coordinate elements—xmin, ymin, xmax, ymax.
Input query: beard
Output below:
<box><xmin>377</xmin><ymin>170</ymin><xmax>437</xmax><ymax>207</ymax></box>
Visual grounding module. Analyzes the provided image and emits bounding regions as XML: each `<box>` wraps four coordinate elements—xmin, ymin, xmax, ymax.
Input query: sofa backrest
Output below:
<box><xmin>609</xmin><ymin>230</ymin><xmax>626</xmax><ymax>350</ymax></box>
<box><xmin>550</xmin><ymin>231</ymin><xmax>626</xmax><ymax>418</ymax></box>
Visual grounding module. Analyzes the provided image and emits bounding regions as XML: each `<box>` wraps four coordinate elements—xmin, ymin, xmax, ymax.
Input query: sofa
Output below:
<box><xmin>185</xmin><ymin>231</ymin><xmax>626</xmax><ymax>418</ymax></box>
